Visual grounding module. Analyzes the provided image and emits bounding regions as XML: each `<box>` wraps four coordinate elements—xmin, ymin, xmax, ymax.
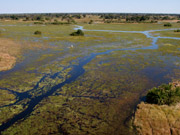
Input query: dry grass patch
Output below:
<box><xmin>134</xmin><ymin>102</ymin><xmax>180</xmax><ymax>135</ymax></box>
<box><xmin>0</xmin><ymin>38</ymin><xmax>21</xmax><ymax>71</ymax></box>
<box><xmin>0</xmin><ymin>53</ymin><xmax>16</xmax><ymax>71</ymax></box>
<box><xmin>0</xmin><ymin>37</ymin><xmax>51</xmax><ymax>71</ymax></box>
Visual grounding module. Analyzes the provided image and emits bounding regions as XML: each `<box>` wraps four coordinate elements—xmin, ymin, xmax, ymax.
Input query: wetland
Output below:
<box><xmin>0</xmin><ymin>21</ymin><xmax>180</xmax><ymax>135</ymax></box>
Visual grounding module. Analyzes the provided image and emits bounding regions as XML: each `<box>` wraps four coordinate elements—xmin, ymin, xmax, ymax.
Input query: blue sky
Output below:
<box><xmin>0</xmin><ymin>0</ymin><xmax>180</xmax><ymax>14</ymax></box>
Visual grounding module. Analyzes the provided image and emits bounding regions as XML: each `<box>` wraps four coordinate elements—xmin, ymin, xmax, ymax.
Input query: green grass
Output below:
<box><xmin>152</xmin><ymin>30</ymin><xmax>180</xmax><ymax>38</ymax></box>
<box><xmin>83</xmin><ymin>23</ymin><xmax>180</xmax><ymax>31</ymax></box>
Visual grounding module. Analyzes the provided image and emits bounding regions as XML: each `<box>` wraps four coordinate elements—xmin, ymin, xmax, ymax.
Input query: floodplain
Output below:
<box><xmin>0</xmin><ymin>21</ymin><xmax>180</xmax><ymax>135</ymax></box>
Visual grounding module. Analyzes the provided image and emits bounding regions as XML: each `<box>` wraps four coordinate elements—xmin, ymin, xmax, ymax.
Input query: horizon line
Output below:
<box><xmin>0</xmin><ymin>12</ymin><xmax>180</xmax><ymax>15</ymax></box>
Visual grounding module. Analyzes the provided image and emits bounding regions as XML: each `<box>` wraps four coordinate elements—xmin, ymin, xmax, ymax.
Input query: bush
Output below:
<box><xmin>34</xmin><ymin>31</ymin><xmax>42</xmax><ymax>35</ymax></box>
<box><xmin>89</xmin><ymin>20</ymin><xmax>93</xmax><ymax>24</ymax></box>
<box><xmin>164</xmin><ymin>23</ymin><xmax>172</xmax><ymax>27</ymax></box>
<box><xmin>45</xmin><ymin>21</ymin><xmax>70</xmax><ymax>25</ymax></box>
<box><xmin>146</xmin><ymin>84</ymin><xmax>180</xmax><ymax>105</ymax></box>
<box><xmin>177</xmin><ymin>21</ymin><xmax>180</xmax><ymax>23</ymax></box>
<box><xmin>34</xmin><ymin>22</ymin><xmax>44</xmax><ymax>24</ymax></box>
<box><xmin>174</xmin><ymin>29</ymin><xmax>180</xmax><ymax>32</ymax></box>
<box><xmin>150</xmin><ymin>20</ymin><xmax>158</xmax><ymax>23</ymax></box>
<box><xmin>70</xmin><ymin>29</ymin><xmax>84</xmax><ymax>36</ymax></box>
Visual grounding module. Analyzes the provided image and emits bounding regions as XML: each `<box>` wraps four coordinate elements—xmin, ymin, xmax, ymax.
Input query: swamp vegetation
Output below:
<box><xmin>0</xmin><ymin>21</ymin><xmax>180</xmax><ymax>135</ymax></box>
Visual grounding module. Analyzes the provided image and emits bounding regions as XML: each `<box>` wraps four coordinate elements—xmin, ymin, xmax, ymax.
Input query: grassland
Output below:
<box><xmin>83</xmin><ymin>23</ymin><xmax>180</xmax><ymax>31</ymax></box>
<box><xmin>152</xmin><ymin>30</ymin><xmax>180</xmax><ymax>38</ymax></box>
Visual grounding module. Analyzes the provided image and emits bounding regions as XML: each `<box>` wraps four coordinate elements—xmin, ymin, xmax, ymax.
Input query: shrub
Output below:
<box><xmin>105</xmin><ymin>20</ymin><xmax>112</xmax><ymax>23</ymax></box>
<box><xmin>150</xmin><ymin>20</ymin><xmax>158</xmax><ymax>23</ymax></box>
<box><xmin>70</xmin><ymin>29</ymin><xmax>84</xmax><ymax>36</ymax></box>
<box><xmin>34</xmin><ymin>22</ymin><xmax>44</xmax><ymax>24</ymax></box>
<box><xmin>34</xmin><ymin>31</ymin><xmax>42</xmax><ymax>35</ymax></box>
<box><xmin>146</xmin><ymin>84</ymin><xmax>180</xmax><ymax>105</ymax></box>
<box><xmin>89</xmin><ymin>20</ymin><xmax>93</xmax><ymax>24</ymax></box>
<box><xmin>45</xmin><ymin>21</ymin><xmax>70</xmax><ymax>25</ymax></box>
<box><xmin>174</xmin><ymin>29</ymin><xmax>180</xmax><ymax>32</ymax></box>
<box><xmin>164</xmin><ymin>23</ymin><xmax>172</xmax><ymax>27</ymax></box>
<box><xmin>177</xmin><ymin>21</ymin><xmax>180</xmax><ymax>23</ymax></box>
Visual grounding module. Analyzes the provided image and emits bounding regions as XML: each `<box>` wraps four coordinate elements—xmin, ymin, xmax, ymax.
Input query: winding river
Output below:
<box><xmin>0</xmin><ymin>25</ymin><xmax>180</xmax><ymax>132</ymax></box>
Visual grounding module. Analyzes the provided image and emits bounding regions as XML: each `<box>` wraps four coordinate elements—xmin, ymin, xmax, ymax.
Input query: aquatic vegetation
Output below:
<box><xmin>0</xmin><ymin>105</ymin><xmax>25</xmax><ymax>126</ymax></box>
<box><xmin>156</xmin><ymin>39</ymin><xmax>180</xmax><ymax>56</ymax></box>
<box><xmin>1</xmin><ymin>22</ymin><xmax>180</xmax><ymax>135</ymax></box>
<box><xmin>0</xmin><ymin>90</ymin><xmax>16</xmax><ymax>106</ymax></box>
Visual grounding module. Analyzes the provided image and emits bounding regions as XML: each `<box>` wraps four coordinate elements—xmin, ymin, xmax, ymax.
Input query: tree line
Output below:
<box><xmin>0</xmin><ymin>13</ymin><xmax>179</xmax><ymax>23</ymax></box>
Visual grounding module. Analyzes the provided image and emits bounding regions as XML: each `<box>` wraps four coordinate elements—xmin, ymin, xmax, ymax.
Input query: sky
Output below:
<box><xmin>0</xmin><ymin>0</ymin><xmax>180</xmax><ymax>14</ymax></box>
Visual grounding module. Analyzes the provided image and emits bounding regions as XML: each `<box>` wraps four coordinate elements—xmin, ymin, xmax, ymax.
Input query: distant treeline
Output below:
<box><xmin>0</xmin><ymin>13</ymin><xmax>180</xmax><ymax>23</ymax></box>
<box><xmin>0</xmin><ymin>13</ymin><xmax>78</xmax><ymax>24</ymax></box>
<box><xmin>100</xmin><ymin>13</ymin><xmax>180</xmax><ymax>23</ymax></box>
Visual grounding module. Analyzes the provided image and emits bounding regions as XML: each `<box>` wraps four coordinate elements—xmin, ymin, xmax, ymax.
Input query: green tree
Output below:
<box><xmin>146</xmin><ymin>84</ymin><xmax>180</xmax><ymax>105</ymax></box>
